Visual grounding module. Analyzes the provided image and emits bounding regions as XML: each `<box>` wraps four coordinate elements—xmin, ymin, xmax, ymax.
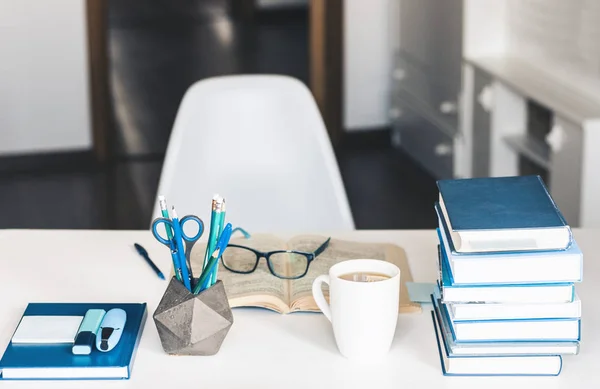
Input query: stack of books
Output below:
<box><xmin>431</xmin><ymin>175</ymin><xmax>583</xmax><ymax>376</ymax></box>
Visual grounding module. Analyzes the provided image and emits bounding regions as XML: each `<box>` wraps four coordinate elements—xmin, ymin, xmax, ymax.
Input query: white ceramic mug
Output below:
<box><xmin>312</xmin><ymin>259</ymin><xmax>400</xmax><ymax>361</ymax></box>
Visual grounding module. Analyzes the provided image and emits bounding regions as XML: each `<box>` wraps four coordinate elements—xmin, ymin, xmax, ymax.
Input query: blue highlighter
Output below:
<box><xmin>73</xmin><ymin>309</ymin><xmax>106</xmax><ymax>355</ymax></box>
<box><xmin>96</xmin><ymin>308</ymin><xmax>127</xmax><ymax>352</ymax></box>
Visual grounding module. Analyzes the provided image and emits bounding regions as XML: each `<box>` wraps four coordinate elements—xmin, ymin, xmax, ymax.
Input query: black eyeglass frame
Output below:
<box><xmin>221</xmin><ymin>233</ymin><xmax>331</xmax><ymax>279</ymax></box>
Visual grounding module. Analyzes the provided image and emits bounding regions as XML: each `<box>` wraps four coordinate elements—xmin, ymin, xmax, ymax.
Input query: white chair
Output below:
<box><xmin>152</xmin><ymin>75</ymin><xmax>355</xmax><ymax>233</ymax></box>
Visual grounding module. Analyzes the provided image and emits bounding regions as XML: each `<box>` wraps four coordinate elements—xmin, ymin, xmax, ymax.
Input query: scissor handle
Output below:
<box><xmin>179</xmin><ymin>215</ymin><xmax>204</xmax><ymax>241</ymax></box>
<box><xmin>151</xmin><ymin>217</ymin><xmax>175</xmax><ymax>246</ymax></box>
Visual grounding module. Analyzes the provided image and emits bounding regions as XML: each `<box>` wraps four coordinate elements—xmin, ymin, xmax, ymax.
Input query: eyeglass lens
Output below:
<box><xmin>268</xmin><ymin>252</ymin><xmax>308</xmax><ymax>278</ymax></box>
<box><xmin>222</xmin><ymin>246</ymin><xmax>257</xmax><ymax>273</ymax></box>
<box><xmin>222</xmin><ymin>247</ymin><xmax>309</xmax><ymax>278</ymax></box>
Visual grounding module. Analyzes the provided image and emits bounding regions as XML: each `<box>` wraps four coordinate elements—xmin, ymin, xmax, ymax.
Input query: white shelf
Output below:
<box><xmin>466</xmin><ymin>56</ymin><xmax>600</xmax><ymax>125</ymax></box>
<box><xmin>503</xmin><ymin>134</ymin><xmax>550</xmax><ymax>170</ymax></box>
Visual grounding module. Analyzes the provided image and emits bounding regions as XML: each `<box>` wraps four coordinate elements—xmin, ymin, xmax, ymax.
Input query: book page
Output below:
<box><xmin>287</xmin><ymin>235</ymin><xmax>421</xmax><ymax>313</ymax></box>
<box><xmin>190</xmin><ymin>234</ymin><xmax>290</xmax><ymax>312</ymax></box>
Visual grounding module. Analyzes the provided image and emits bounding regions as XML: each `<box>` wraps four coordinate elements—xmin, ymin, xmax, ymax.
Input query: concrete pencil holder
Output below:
<box><xmin>153</xmin><ymin>277</ymin><xmax>234</xmax><ymax>356</ymax></box>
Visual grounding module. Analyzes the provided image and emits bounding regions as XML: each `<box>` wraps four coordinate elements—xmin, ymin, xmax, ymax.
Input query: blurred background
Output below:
<box><xmin>1</xmin><ymin>0</ymin><xmax>599</xmax><ymax>230</ymax></box>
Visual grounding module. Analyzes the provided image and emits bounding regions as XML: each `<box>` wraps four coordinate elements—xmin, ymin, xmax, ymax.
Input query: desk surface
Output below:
<box><xmin>0</xmin><ymin>229</ymin><xmax>598</xmax><ymax>388</ymax></box>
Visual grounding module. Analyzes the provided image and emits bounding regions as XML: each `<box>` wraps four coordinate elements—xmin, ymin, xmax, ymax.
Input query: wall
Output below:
<box><xmin>506</xmin><ymin>0</ymin><xmax>600</xmax><ymax>76</ymax></box>
<box><xmin>505</xmin><ymin>0</ymin><xmax>600</xmax><ymax>103</ymax></box>
<box><xmin>0</xmin><ymin>0</ymin><xmax>92</xmax><ymax>156</ymax></box>
<box><xmin>462</xmin><ymin>0</ymin><xmax>508</xmax><ymax>59</ymax></box>
<box><xmin>462</xmin><ymin>0</ymin><xmax>600</xmax><ymax>103</ymax></box>
<box><xmin>343</xmin><ymin>0</ymin><xmax>395</xmax><ymax>131</ymax></box>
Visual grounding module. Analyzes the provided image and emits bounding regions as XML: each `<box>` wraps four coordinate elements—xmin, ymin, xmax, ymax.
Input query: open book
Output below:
<box><xmin>190</xmin><ymin>234</ymin><xmax>421</xmax><ymax>314</ymax></box>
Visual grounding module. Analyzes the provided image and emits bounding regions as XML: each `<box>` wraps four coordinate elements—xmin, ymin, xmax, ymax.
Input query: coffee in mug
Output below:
<box><xmin>338</xmin><ymin>272</ymin><xmax>391</xmax><ymax>282</ymax></box>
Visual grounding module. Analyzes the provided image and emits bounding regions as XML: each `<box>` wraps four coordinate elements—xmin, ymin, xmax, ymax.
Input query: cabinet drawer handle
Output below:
<box><xmin>392</xmin><ymin>68</ymin><xmax>406</xmax><ymax>81</ymax></box>
<box><xmin>440</xmin><ymin>101</ymin><xmax>458</xmax><ymax>115</ymax></box>
<box><xmin>546</xmin><ymin>124</ymin><xmax>566</xmax><ymax>152</ymax></box>
<box><xmin>477</xmin><ymin>85</ymin><xmax>494</xmax><ymax>112</ymax></box>
<box><xmin>389</xmin><ymin>108</ymin><xmax>403</xmax><ymax>119</ymax></box>
<box><xmin>435</xmin><ymin>143</ymin><xmax>453</xmax><ymax>156</ymax></box>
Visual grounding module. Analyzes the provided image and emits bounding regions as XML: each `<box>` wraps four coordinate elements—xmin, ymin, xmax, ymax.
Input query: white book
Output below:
<box><xmin>433</xmin><ymin>303</ymin><xmax>579</xmax><ymax>356</ymax></box>
<box><xmin>449</xmin><ymin>295</ymin><xmax>582</xmax><ymax>321</ymax></box>
<box><xmin>437</xmin><ymin>217</ymin><xmax>582</xmax><ymax>285</ymax></box>
<box><xmin>432</xmin><ymin>311</ymin><xmax>563</xmax><ymax>376</ymax></box>
<box><xmin>440</xmin><ymin>280</ymin><xmax>575</xmax><ymax>304</ymax></box>
<box><xmin>437</xmin><ymin>246</ymin><xmax>576</xmax><ymax>304</ymax></box>
<box><xmin>442</xmin><ymin>304</ymin><xmax>580</xmax><ymax>342</ymax></box>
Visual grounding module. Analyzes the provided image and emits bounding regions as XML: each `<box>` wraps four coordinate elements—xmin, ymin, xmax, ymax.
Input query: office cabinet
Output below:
<box><xmin>390</xmin><ymin>0</ymin><xmax>462</xmax><ymax>179</ymax></box>
<box><xmin>390</xmin><ymin>97</ymin><xmax>454</xmax><ymax>180</ymax></box>
<box><xmin>459</xmin><ymin>57</ymin><xmax>600</xmax><ymax>227</ymax></box>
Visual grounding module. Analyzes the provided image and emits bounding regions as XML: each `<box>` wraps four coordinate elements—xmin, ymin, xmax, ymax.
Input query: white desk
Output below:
<box><xmin>0</xmin><ymin>229</ymin><xmax>598</xmax><ymax>388</ymax></box>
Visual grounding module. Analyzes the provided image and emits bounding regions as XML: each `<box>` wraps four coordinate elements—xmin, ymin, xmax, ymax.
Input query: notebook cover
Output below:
<box><xmin>0</xmin><ymin>303</ymin><xmax>147</xmax><ymax>380</ymax></box>
<box><xmin>437</xmin><ymin>175</ymin><xmax>569</xmax><ymax>231</ymax></box>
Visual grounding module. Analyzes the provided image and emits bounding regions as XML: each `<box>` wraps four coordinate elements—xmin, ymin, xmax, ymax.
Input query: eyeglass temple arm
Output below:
<box><xmin>313</xmin><ymin>237</ymin><xmax>331</xmax><ymax>258</ymax></box>
<box><xmin>231</xmin><ymin>227</ymin><xmax>252</xmax><ymax>239</ymax></box>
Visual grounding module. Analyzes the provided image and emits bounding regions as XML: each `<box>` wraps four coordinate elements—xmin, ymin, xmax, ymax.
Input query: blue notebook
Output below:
<box><xmin>0</xmin><ymin>303</ymin><xmax>147</xmax><ymax>380</ymax></box>
<box><xmin>437</xmin><ymin>175</ymin><xmax>572</xmax><ymax>253</ymax></box>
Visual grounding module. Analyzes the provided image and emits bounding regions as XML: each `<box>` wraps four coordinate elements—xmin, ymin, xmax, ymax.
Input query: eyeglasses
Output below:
<box><xmin>221</xmin><ymin>228</ymin><xmax>331</xmax><ymax>279</ymax></box>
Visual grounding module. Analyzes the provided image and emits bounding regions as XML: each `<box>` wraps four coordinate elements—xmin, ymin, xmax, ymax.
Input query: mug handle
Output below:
<box><xmin>312</xmin><ymin>275</ymin><xmax>332</xmax><ymax>322</ymax></box>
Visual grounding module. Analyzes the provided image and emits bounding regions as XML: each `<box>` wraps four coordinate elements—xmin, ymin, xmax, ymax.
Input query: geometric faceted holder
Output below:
<box><xmin>153</xmin><ymin>277</ymin><xmax>234</xmax><ymax>356</ymax></box>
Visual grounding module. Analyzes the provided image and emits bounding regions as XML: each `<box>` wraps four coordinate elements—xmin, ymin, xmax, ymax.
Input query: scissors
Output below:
<box><xmin>151</xmin><ymin>213</ymin><xmax>204</xmax><ymax>290</ymax></box>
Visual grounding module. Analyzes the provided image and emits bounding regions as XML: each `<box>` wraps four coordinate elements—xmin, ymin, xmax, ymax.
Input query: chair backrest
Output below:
<box><xmin>152</xmin><ymin>75</ymin><xmax>355</xmax><ymax>232</ymax></box>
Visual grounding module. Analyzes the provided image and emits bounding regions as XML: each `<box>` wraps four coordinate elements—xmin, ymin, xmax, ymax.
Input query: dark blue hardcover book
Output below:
<box><xmin>436</xmin><ymin>175</ymin><xmax>572</xmax><ymax>253</ymax></box>
<box><xmin>0</xmin><ymin>303</ymin><xmax>147</xmax><ymax>380</ymax></box>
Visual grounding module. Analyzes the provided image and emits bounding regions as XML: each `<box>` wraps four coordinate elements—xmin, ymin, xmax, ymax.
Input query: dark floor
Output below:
<box><xmin>0</xmin><ymin>0</ymin><xmax>438</xmax><ymax>230</ymax></box>
<box><xmin>337</xmin><ymin>133</ymin><xmax>439</xmax><ymax>229</ymax></box>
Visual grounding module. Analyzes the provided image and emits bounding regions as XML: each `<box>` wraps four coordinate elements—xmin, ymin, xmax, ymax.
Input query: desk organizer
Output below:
<box><xmin>153</xmin><ymin>277</ymin><xmax>233</xmax><ymax>355</ymax></box>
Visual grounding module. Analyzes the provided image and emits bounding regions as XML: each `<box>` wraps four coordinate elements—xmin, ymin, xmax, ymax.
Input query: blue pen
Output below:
<box><xmin>134</xmin><ymin>243</ymin><xmax>165</xmax><ymax>280</ymax></box>
<box><xmin>195</xmin><ymin>223</ymin><xmax>233</xmax><ymax>293</ymax></box>
<box><xmin>206</xmin><ymin>222</ymin><xmax>232</xmax><ymax>289</ymax></box>
<box><xmin>171</xmin><ymin>207</ymin><xmax>192</xmax><ymax>291</ymax></box>
<box><xmin>201</xmin><ymin>223</ymin><xmax>232</xmax><ymax>291</ymax></box>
